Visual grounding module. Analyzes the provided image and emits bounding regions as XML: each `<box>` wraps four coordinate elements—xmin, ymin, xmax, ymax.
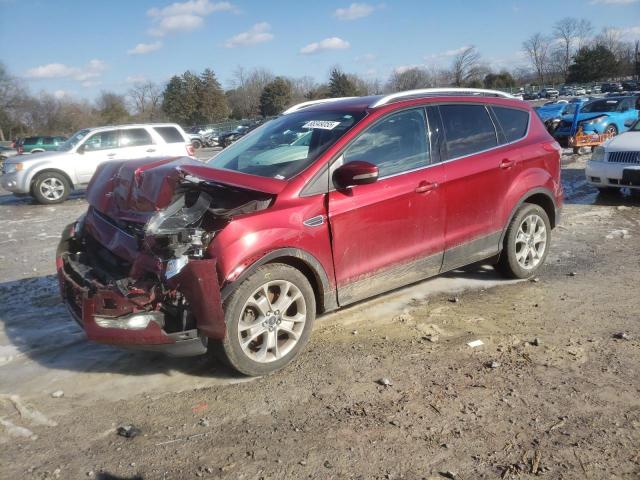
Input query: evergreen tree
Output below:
<box><xmin>259</xmin><ymin>77</ymin><xmax>292</xmax><ymax>116</ymax></box>
<box><xmin>199</xmin><ymin>68</ymin><xmax>229</xmax><ymax>122</ymax></box>
<box><xmin>567</xmin><ymin>45</ymin><xmax>618</xmax><ymax>83</ymax></box>
<box><xmin>328</xmin><ymin>68</ymin><xmax>360</xmax><ymax>97</ymax></box>
<box><xmin>162</xmin><ymin>75</ymin><xmax>189</xmax><ymax>124</ymax></box>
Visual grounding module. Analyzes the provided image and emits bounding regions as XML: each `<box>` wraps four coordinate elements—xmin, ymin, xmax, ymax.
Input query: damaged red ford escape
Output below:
<box><xmin>57</xmin><ymin>89</ymin><xmax>563</xmax><ymax>376</ymax></box>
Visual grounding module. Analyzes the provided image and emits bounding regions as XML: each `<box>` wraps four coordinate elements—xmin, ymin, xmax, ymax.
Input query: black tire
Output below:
<box><xmin>211</xmin><ymin>263</ymin><xmax>316</xmax><ymax>376</ymax></box>
<box><xmin>604</xmin><ymin>124</ymin><xmax>617</xmax><ymax>136</ymax></box>
<box><xmin>496</xmin><ymin>203</ymin><xmax>551</xmax><ymax>279</ymax></box>
<box><xmin>32</xmin><ymin>171</ymin><xmax>70</xmax><ymax>204</ymax></box>
<box><xmin>191</xmin><ymin>139</ymin><xmax>202</xmax><ymax>149</ymax></box>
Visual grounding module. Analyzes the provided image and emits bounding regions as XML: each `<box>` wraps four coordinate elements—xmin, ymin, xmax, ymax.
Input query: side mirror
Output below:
<box><xmin>333</xmin><ymin>161</ymin><xmax>379</xmax><ymax>189</ymax></box>
<box><xmin>76</xmin><ymin>144</ymin><xmax>85</xmax><ymax>154</ymax></box>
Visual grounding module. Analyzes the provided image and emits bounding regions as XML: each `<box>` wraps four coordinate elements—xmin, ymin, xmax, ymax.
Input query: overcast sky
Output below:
<box><xmin>1</xmin><ymin>0</ymin><xmax>639</xmax><ymax>100</ymax></box>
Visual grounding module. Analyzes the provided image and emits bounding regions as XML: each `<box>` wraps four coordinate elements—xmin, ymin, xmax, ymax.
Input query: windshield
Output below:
<box><xmin>581</xmin><ymin>99</ymin><xmax>621</xmax><ymax>113</ymax></box>
<box><xmin>207</xmin><ymin>110</ymin><xmax>366</xmax><ymax>179</ymax></box>
<box><xmin>57</xmin><ymin>128</ymin><xmax>91</xmax><ymax>151</ymax></box>
<box><xmin>563</xmin><ymin>103</ymin><xmax>579</xmax><ymax>115</ymax></box>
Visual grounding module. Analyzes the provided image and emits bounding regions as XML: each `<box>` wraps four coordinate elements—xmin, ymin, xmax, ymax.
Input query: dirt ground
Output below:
<box><xmin>1</xmin><ymin>151</ymin><xmax>639</xmax><ymax>480</ymax></box>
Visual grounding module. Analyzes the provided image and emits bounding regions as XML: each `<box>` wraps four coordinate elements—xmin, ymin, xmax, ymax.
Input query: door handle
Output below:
<box><xmin>499</xmin><ymin>159</ymin><xmax>514</xmax><ymax>169</ymax></box>
<box><xmin>107</xmin><ymin>153</ymin><xmax>116</xmax><ymax>158</ymax></box>
<box><xmin>415</xmin><ymin>181</ymin><xmax>438</xmax><ymax>193</ymax></box>
<box><xmin>146</xmin><ymin>148</ymin><xmax>156</xmax><ymax>153</ymax></box>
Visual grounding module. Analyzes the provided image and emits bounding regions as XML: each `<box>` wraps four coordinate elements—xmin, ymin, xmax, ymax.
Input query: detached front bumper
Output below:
<box><xmin>56</xmin><ymin>222</ymin><xmax>226</xmax><ymax>357</ymax></box>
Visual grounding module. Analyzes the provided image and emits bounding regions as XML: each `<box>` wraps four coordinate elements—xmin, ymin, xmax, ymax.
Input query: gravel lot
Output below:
<box><xmin>1</xmin><ymin>149</ymin><xmax>639</xmax><ymax>479</ymax></box>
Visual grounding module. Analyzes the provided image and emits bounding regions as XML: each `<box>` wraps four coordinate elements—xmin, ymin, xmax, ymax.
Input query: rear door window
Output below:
<box><xmin>439</xmin><ymin>104</ymin><xmax>498</xmax><ymax>159</ymax></box>
<box><xmin>120</xmin><ymin>128</ymin><xmax>153</xmax><ymax>148</ymax></box>
<box><xmin>154</xmin><ymin>126</ymin><xmax>184</xmax><ymax>143</ymax></box>
<box><xmin>343</xmin><ymin>108</ymin><xmax>430</xmax><ymax>177</ymax></box>
<box><xmin>492</xmin><ymin>107</ymin><xmax>529</xmax><ymax>143</ymax></box>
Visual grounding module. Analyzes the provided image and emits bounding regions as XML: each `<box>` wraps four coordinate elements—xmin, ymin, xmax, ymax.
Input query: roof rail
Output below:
<box><xmin>282</xmin><ymin>97</ymin><xmax>357</xmax><ymax>115</ymax></box>
<box><xmin>369</xmin><ymin>88</ymin><xmax>514</xmax><ymax>108</ymax></box>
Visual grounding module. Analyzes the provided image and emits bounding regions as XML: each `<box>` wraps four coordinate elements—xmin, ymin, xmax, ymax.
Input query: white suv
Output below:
<box><xmin>0</xmin><ymin>123</ymin><xmax>194</xmax><ymax>204</ymax></box>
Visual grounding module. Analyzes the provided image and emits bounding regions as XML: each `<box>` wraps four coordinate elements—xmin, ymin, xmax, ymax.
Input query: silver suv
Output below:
<box><xmin>1</xmin><ymin>123</ymin><xmax>193</xmax><ymax>204</ymax></box>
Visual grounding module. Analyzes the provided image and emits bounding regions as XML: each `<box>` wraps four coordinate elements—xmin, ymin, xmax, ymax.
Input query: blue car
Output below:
<box><xmin>553</xmin><ymin>96</ymin><xmax>640</xmax><ymax>146</ymax></box>
<box><xmin>535</xmin><ymin>99</ymin><xmax>590</xmax><ymax>133</ymax></box>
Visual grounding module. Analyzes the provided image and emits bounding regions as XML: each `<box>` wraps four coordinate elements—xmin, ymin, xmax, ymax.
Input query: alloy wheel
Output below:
<box><xmin>514</xmin><ymin>214</ymin><xmax>547</xmax><ymax>270</ymax></box>
<box><xmin>39</xmin><ymin>177</ymin><xmax>65</xmax><ymax>201</ymax></box>
<box><xmin>237</xmin><ymin>280</ymin><xmax>307</xmax><ymax>363</ymax></box>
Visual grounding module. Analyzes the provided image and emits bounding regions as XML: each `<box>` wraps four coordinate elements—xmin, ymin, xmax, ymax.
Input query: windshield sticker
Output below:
<box><xmin>302</xmin><ymin>120</ymin><xmax>341</xmax><ymax>130</ymax></box>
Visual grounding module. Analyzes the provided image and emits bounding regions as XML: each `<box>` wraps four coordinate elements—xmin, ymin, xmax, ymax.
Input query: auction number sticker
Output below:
<box><xmin>302</xmin><ymin>120</ymin><xmax>341</xmax><ymax>130</ymax></box>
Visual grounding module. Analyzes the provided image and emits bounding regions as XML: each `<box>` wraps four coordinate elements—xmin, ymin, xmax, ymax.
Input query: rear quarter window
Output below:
<box><xmin>492</xmin><ymin>107</ymin><xmax>529</xmax><ymax>143</ymax></box>
<box><xmin>153</xmin><ymin>126</ymin><xmax>185</xmax><ymax>143</ymax></box>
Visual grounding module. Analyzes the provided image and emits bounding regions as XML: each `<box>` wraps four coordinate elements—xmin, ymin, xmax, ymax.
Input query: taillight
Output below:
<box><xmin>186</xmin><ymin>145</ymin><xmax>195</xmax><ymax>157</ymax></box>
<box><xmin>17</xmin><ymin>146</ymin><xmax>23</xmax><ymax>154</ymax></box>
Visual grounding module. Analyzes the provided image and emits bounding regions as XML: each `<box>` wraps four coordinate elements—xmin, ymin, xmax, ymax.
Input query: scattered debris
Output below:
<box><xmin>449</xmin><ymin>297</ymin><xmax>460</xmax><ymax>303</ymax></box>
<box><xmin>531</xmin><ymin>338</ymin><xmax>541</xmax><ymax>347</ymax></box>
<box><xmin>486</xmin><ymin>360</ymin><xmax>501</xmax><ymax>369</ymax></box>
<box><xmin>155</xmin><ymin>432</ymin><xmax>207</xmax><ymax>446</ymax></box>
<box><xmin>531</xmin><ymin>449</ymin><xmax>542</xmax><ymax>474</ymax></box>
<box><xmin>440</xmin><ymin>471</ymin><xmax>458</xmax><ymax>479</ymax></box>
<box><xmin>424</xmin><ymin>334</ymin><xmax>439</xmax><ymax>343</ymax></box>
<box><xmin>198</xmin><ymin>418</ymin><xmax>210</xmax><ymax>427</ymax></box>
<box><xmin>50</xmin><ymin>390</ymin><xmax>64</xmax><ymax>399</ymax></box>
<box><xmin>116</xmin><ymin>424</ymin><xmax>141</xmax><ymax>438</ymax></box>
<box><xmin>299</xmin><ymin>460</ymin><xmax>307</xmax><ymax>466</ymax></box>
<box><xmin>613</xmin><ymin>332</ymin><xmax>631</xmax><ymax>340</ymax></box>
<box><xmin>529</xmin><ymin>277</ymin><xmax>540</xmax><ymax>283</ymax></box>
<box><xmin>323</xmin><ymin>460</ymin><xmax>333</xmax><ymax>469</ymax></box>
<box><xmin>605</xmin><ymin>229</ymin><xmax>631</xmax><ymax>240</ymax></box>
<box><xmin>548</xmin><ymin>416</ymin><xmax>567</xmax><ymax>432</ymax></box>
<box><xmin>390</xmin><ymin>420</ymin><xmax>400</xmax><ymax>426</ymax></box>
<box><xmin>567</xmin><ymin>271</ymin><xmax>577</xmax><ymax>277</ymax></box>
<box><xmin>191</xmin><ymin>402</ymin><xmax>208</xmax><ymax>414</ymax></box>
<box><xmin>377</xmin><ymin>378</ymin><xmax>393</xmax><ymax>387</ymax></box>
<box><xmin>467</xmin><ymin>340</ymin><xmax>484</xmax><ymax>348</ymax></box>
<box><xmin>352</xmin><ymin>330</ymin><xmax>358</xmax><ymax>335</ymax></box>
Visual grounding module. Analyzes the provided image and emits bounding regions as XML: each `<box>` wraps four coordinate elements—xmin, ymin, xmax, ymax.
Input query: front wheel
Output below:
<box><xmin>191</xmin><ymin>139</ymin><xmax>202</xmax><ymax>149</ymax></box>
<box><xmin>604</xmin><ymin>124</ymin><xmax>618</xmax><ymax>136</ymax></box>
<box><xmin>32</xmin><ymin>172</ymin><xmax>70</xmax><ymax>204</ymax></box>
<box><xmin>212</xmin><ymin>263</ymin><xmax>316</xmax><ymax>376</ymax></box>
<box><xmin>496</xmin><ymin>204</ymin><xmax>551</xmax><ymax>279</ymax></box>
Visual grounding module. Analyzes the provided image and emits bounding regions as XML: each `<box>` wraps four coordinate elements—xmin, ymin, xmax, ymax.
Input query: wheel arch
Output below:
<box><xmin>500</xmin><ymin>188</ymin><xmax>558</xmax><ymax>246</ymax></box>
<box><xmin>220</xmin><ymin>248</ymin><xmax>337</xmax><ymax>314</ymax></box>
<box><xmin>29</xmin><ymin>168</ymin><xmax>75</xmax><ymax>193</ymax></box>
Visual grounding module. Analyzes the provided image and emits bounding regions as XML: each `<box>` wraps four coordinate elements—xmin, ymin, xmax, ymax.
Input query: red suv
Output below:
<box><xmin>57</xmin><ymin>89</ymin><xmax>563</xmax><ymax>376</ymax></box>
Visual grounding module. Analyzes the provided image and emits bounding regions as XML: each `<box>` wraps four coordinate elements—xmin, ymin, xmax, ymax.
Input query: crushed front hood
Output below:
<box><xmin>86</xmin><ymin>156</ymin><xmax>285</xmax><ymax>222</ymax></box>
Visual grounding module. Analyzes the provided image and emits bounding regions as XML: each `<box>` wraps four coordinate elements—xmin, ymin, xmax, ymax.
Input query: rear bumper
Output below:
<box><xmin>56</xmin><ymin>222</ymin><xmax>226</xmax><ymax>356</ymax></box>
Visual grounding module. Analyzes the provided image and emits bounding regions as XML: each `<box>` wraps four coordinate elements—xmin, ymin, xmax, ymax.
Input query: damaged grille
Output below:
<box><xmin>608</xmin><ymin>151</ymin><xmax>640</xmax><ymax>165</ymax></box>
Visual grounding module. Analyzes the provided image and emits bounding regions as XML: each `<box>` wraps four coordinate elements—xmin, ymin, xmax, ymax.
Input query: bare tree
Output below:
<box><xmin>596</xmin><ymin>27</ymin><xmax>624</xmax><ymax>57</ymax></box>
<box><xmin>553</xmin><ymin>17</ymin><xmax>581</xmax><ymax>81</ymax></box>
<box><xmin>576</xmin><ymin>19</ymin><xmax>594</xmax><ymax>51</ymax></box>
<box><xmin>128</xmin><ymin>81</ymin><xmax>163</xmax><ymax>121</ymax></box>
<box><xmin>227</xmin><ymin>67</ymin><xmax>274</xmax><ymax>118</ymax></box>
<box><xmin>386</xmin><ymin>67</ymin><xmax>433</xmax><ymax>92</ymax></box>
<box><xmin>451</xmin><ymin>46</ymin><xmax>482</xmax><ymax>87</ymax></box>
<box><xmin>523</xmin><ymin>33</ymin><xmax>552</xmax><ymax>85</ymax></box>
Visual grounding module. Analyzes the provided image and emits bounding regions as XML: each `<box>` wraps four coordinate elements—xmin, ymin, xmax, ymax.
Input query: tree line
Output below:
<box><xmin>522</xmin><ymin>18</ymin><xmax>639</xmax><ymax>85</ymax></box>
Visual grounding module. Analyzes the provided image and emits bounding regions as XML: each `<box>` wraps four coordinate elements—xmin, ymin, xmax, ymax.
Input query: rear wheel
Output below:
<box><xmin>496</xmin><ymin>204</ymin><xmax>551</xmax><ymax>279</ymax></box>
<box><xmin>32</xmin><ymin>172</ymin><xmax>70</xmax><ymax>204</ymax></box>
<box><xmin>212</xmin><ymin>263</ymin><xmax>316</xmax><ymax>376</ymax></box>
<box><xmin>191</xmin><ymin>139</ymin><xmax>202</xmax><ymax>149</ymax></box>
<box><xmin>604</xmin><ymin>124</ymin><xmax>618</xmax><ymax>136</ymax></box>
